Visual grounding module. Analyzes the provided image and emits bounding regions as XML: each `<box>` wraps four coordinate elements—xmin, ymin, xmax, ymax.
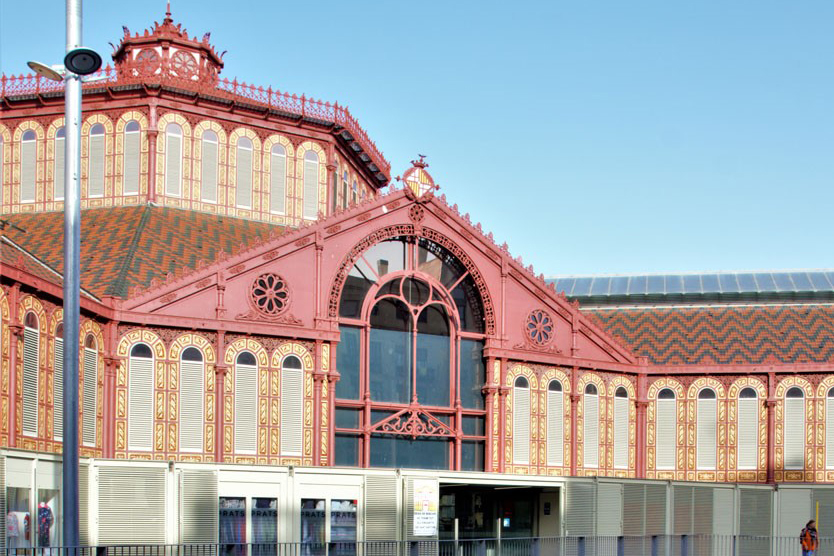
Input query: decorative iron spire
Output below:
<box><xmin>164</xmin><ymin>1</ymin><xmax>172</xmax><ymax>24</ymax></box>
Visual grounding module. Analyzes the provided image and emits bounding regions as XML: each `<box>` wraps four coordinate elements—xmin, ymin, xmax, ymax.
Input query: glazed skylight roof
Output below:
<box><xmin>547</xmin><ymin>270</ymin><xmax>834</xmax><ymax>298</ymax></box>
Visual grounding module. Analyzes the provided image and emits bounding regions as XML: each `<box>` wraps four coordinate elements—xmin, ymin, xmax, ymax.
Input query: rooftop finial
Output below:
<box><xmin>164</xmin><ymin>1</ymin><xmax>172</xmax><ymax>23</ymax></box>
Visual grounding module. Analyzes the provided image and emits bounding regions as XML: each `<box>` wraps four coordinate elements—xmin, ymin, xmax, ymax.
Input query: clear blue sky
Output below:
<box><xmin>2</xmin><ymin>1</ymin><xmax>832</xmax><ymax>276</ymax></box>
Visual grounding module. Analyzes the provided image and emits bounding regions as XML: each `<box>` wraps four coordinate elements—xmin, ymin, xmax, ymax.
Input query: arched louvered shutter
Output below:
<box><xmin>614</xmin><ymin>388</ymin><xmax>629</xmax><ymax>469</ymax></box>
<box><xmin>234</xmin><ymin>354</ymin><xmax>257</xmax><ymax>454</ymax></box>
<box><xmin>697</xmin><ymin>389</ymin><xmax>717</xmax><ymax>470</ymax></box>
<box><xmin>179</xmin><ymin>348</ymin><xmax>204</xmax><ymax>452</ymax></box>
<box><xmin>827</xmin><ymin>388</ymin><xmax>834</xmax><ymax>469</ymax></box>
<box><xmin>54</xmin><ymin>333</ymin><xmax>64</xmax><ymax>441</ymax></box>
<box><xmin>280</xmin><ymin>356</ymin><xmax>303</xmax><ymax>455</ymax></box>
<box><xmin>54</xmin><ymin>129</ymin><xmax>65</xmax><ymax>200</ymax></box>
<box><xmin>200</xmin><ymin>131</ymin><xmax>218</xmax><ymax>203</ymax></box>
<box><xmin>165</xmin><ymin>124</ymin><xmax>182</xmax><ymax>197</ymax></box>
<box><xmin>20</xmin><ymin>131</ymin><xmax>36</xmax><ymax>203</ymax></box>
<box><xmin>82</xmin><ymin>345</ymin><xmax>97</xmax><ymax>446</ymax></box>
<box><xmin>269</xmin><ymin>145</ymin><xmax>286</xmax><ymax>214</ymax></box>
<box><xmin>128</xmin><ymin>345</ymin><xmax>154</xmax><ymax>451</ymax></box>
<box><xmin>302</xmin><ymin>151</ymin><xmax>319</xmax><ymax>219</ymax></box>
<box><xmin>584</xmin><ymin>384</ymin><xmax>599</xmax><ymax>468</ymax></box>
<box><xmin>88</xmin><ymin>124</ymin><xmax>105</xmax><ymax>197</ymax></box>
<box><xmin>784</xmin><ymin>388</ymin><xmax>805</xmax><ymax>470</ymax></box>
<box><xmin>513</xmin><ymin>377</ymin><xmax>530</xmax><ymax>465</ymax></box>
<box><xmin>123</xmin><ymin>121</ymin><xmax>141</xmax><ymax>195</ymax></box>
<box><xmin>22</xmin><ymin>317</ymin><xmax>39</xmax><ymax>437</ymax></box>
<box><xmin>235</xmin><ymin>137</ymin><xmax>253</xmax><ymax>208</ymax></box>
<box><xmin>656</xmin><ymin>391</ymin><xmax>676</xmax><ymax>470</ymax></box>
<box><xmin>738</xmin><ymin>389</ymin><xmax>758</xmax><ymax>470</ymax></box>
<box><xmin>546</xmin><ymin>382</ymin><xmax>564</xmax><ymax>466</ymax></box>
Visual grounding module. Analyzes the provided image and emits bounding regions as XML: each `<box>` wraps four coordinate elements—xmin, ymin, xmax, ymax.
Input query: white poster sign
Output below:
<box><xmin>412</xmin><ymin>479</ymin><xmax>438</xmax><ymax>537</ymax></box>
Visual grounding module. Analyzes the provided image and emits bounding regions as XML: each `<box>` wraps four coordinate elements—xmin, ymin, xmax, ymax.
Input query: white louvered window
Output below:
<box><xmin>513</xmin><ymin>376</ymin><xmax>530</xmax><ymax>464</ymax></box>
<box><xmin>269</xmin><ymin>144</ymin><xmax>286</xmax><ymax>214</ymax></box>
<box><xmin>234</xmin><ymin>351</ymin><xmax>258</xmax><ymax>454</ymax></box>
<box><xmin>302</xmin><ymin>150</ymin><xmax>319</xmax><ymax>220</ymax></box>
<box><xmin>656</xmin><ymin>388</ymin><xmax>676</xmax><ymax>470</ymax></box>
<box><xmin>21</xmin><ymin>130</ymin><xmax>37</xmax><ymax>203</ymax></box>
<box><xmin>351</xmin><ymin>179</ymin><xmax>358</xmax><ymax>205</ymax></box>
<box><xmin>200</xmin><ymin>130</ymin><xmax>218</xmax><ymax>203</ymax></box>
<box><xmin>128</xmin><ymin>343</ymin><xmax>154</xmax><ymax>451</ymax></box>
<box><xmin>784</xmin><ymin>387</ymin><xmax>805</xmax><ymax>470</ymax></box>
<box><xmin>22</xmin><ymin>313</ymin><xmax>39</xmax><ymax>437</ymax></box>
<box><xmin>88</xmin><ymin>123</ymin><xmax>105</xmax><ymax>197</ymax></box>
<box><xmin>280</xmin><ymin>355</ymin><xmax>303</xmax><ymax>456</ymax></box>
<box><xmin>696</xmin><ymin>388</ymin><xmax>717</xmax><ymax>470</ymax></box>
<box><xmin>341</xmin><ymin>170</ymin><xmax>348</xmax><ymax>209</ymax></box>
<box><xmin>546</xmin><ymin>380</ymin><xmax>564</xmax><ymax>466</ymax></box>
<box><xmin>179</xmin><ymin>347</ymin><xmax>204</xmax><ymax>453</ymax></box>
<box><xmin>54</xmin><ymin>323</ymin><xmax>64</xmax><ymax>441</ymax></box>
<box><xmin>614</xmin><ymin>386</ymin><xmax>629</xmax><ymax>469</ymax></box>
<box><xmin>235</xmin><ymin>137</ymin><xmax>253</xmax><ymax>208</ymax></box>
<box><xmin>123</xmin><ymin>120</ymin><xmax>140</xmax><ymax>195</ymax></box>
<box><xmin>584</xmin><ymin>383</ymin><xmax>599</xmax><ymax>468</ymax></box>
<box><xmin>82</xmin><ymin>335</ymin><xmax>97</xmax><ymax>446</ymax></box>
<box><xmin>738</xmin><ymin>388</ymin><xmax>758</xmax><ymax>470</ymax></box>
<box><xmin>827</xmin><ymin>388</ymin><xmax>834</xmax><ymax>470</ymax></box>
<box><xmin>54</xmin><ymin>127</ymin><xmax>65</xmax><ymax>200</ymax></box>
<box><xmin>165</xmin><ymin>123</ymin><xmax>183</xmax><ymax>197</ymax></box>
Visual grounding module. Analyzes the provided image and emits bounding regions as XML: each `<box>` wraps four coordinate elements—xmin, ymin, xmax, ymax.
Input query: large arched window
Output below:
<box><xmin>20</xmin><ymin>130</ymin><xmax>37</xmax><ymax>203</ymax></box>
<box><xmin>235</xmin><ymin>137</ymin><xmax>253</xmax><ymax>209</ymax></box>
<box><xmin>22</xmin><ymin>313</ymin><xmax>39</xmax><ymax>437</ymax></box>
<box><xmin>234</xmin><ymin>351</ymin><xmax>257</xmax><ymax>454</ymax></box>
<box><xmin>584</xmin><ymin>383</ymin><xmax>599</xmax><ymax>468</ymax></box>
<box><xmin>54</xmin><ymin>323</ymin><xmax>64</xmax><ymax>441</ymax></box>
<box><xmin>302</xmin><ymin>150</ymin><xmax>319</xmax><ymax>220</ymax></box>
<box><xmin>165</xmin><ymin>123</ymin><xmax>183</xmax><ymax>197</ymax></box>
<box><xmin>123</xmin><ymin>121</ymin><xmax>141</xmax><ymax>195</ymax></box>
<box><xmin>696</xmin><ymin>388</ymin><xmax>717</xmax><ymax>470</ymax></box>
<box><xmin>513</xmin><ymin>376</ymin><xmax>531</xmax><ymax>465</ymax></box>
<box><xmin>334</xmin><ymin>236</ymin><xmax>487</xmax><ymax>470</ymax></box>
<box><xmin>784</xmin><ymin>387</ymin><xmax>805</xmax><ymax>470</ymax></box>
<box><xmin>738</xmin><ymin>387</ymin><xmax>758</xmax><ymax>470</ymax></box>
<box><xmin>54</xmin><ymin>127</ymin><xmax>65</xmax><ymax>200</ymax></box>
<box><xmin>613</xmin><ymin>386</ymin><xmax>629</xmax><ymax>469</ymax></box>
<box><xmin>827</xmin><ymin>387</ymin><xmax>834</xmax><ymax>470</ymax></box>
<box><xmin>269</xmin><ymin>144</ymin><xmax>286</xmax><ymax>214</ymax></box>
<box><xmin>179</xmin><ymin>347</ymin><xmax>204</xmax><ymax>452</ymax></box>
<box><xmin>280</xmin><ymin>355</ymin><xmax>303</xmax><ymax>456</ymax></box>
<box><xmin>88</xmin><ymin>123</ymin><xmax>105</xmax><ymax>197</ymax></box>
<box><xmin>656</xmin><ymin>388</ymin><xmax>676</xmax><ymax>470</ymax></box>
<box><xmin>200</xmin><ymin>130</ymin><xmax>218</xmax><ymax>203</ymax></box>
<box><xmin>128</xmin><ymin>343</ymin><xmax>154</xmax><ymax>451</ymax></box>
<box><xmin>546</xmin><ymin>380</ymin><xmax>564</xmax><ymax>466</ymax></box>
<box><xmin>82</xmin><ymin>334</ymin><xmax>97</xmax><ymax>446</ymax></box>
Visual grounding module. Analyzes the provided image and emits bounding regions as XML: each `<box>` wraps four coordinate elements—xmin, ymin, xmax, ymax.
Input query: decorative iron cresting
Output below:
<box><xmin>371</xmin><ymin>408</ymin><xmax>456</xmax><ymax>439</ymax></box>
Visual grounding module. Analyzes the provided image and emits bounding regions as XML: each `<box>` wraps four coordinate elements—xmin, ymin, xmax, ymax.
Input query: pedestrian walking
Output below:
<box><xmin>801</xmin><ymin>519</ymin><xmax>819</xmax><ymax>556</ymax></box>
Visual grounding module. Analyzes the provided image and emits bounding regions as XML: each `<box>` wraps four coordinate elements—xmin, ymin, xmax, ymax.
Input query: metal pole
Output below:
<box><xmin>62</xmin><ymin>0</ymin><xmax>82</xmax><ymax>549</ymax></box>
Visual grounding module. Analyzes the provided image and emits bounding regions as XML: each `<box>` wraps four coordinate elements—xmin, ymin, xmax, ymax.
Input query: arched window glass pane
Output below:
<box><xmin>369</xmin><ymin>299</ymin><xmax>412</xmax><ymax>403</ymax></box>
<box><xmin>786</xmin><ymin>387</ymin><xmax>804</xmax><ymax>398</ymax></box>
<box><xmin>416</xmin><ymin>304</ymin><xmax>450</xmax><ymax>407</ymax></box>
<box><xmin>739</xmin><ymin>387</ymin><xmax>757</xmax><ymax>399</ymax></box>
<box><xmin>165</xmin><ymin>123</ymin><xmax>183</xmax><ymax>196</ymax></box>
<box><xmin>84</xmin><ymin>334</ymin><xmax>95</xmax><ymax>349</ymax></box>
<box><xmin>88</xmin><ymin>123</ymin><xmax>105</xmax><ymax>197</ymax></box>
<box><xmin>236</xmin><ymin>137</ymin><xmax>253</xmax><ymax>208</ymax></box>
<box><xmin>90</xmin><ymin>124</ymin><xmax>104</xmax><ymax>135</ymax></box>
<box><xmin>658</xmin><ymin>388</ymin><xmax>675</xmax><ymax>400</ymax></box>
<box><xmin>281</xmin><ymin>354</ymin><xmax>303</xmax><ymax>455</ymax></box>
<box><xmin>585</xmin><ymin>384</ymin><xmax>597</xmax><ymax>395</ymax></box>
<box><xmin>270</xmin><ymin>143</ymin><xmax>287</xmax><ymax>214</ymax></box>
<box><xmin>56</xmin><ymin>323</ymin><xmax>64</xmax><ymax>339</ymax></box>
<box><xmin>54</xmin><ymin>127</ymin><xmax>66</xmax><ymax>200</ymax></box>
<box><xmin>25</xmin><ymin>313</ymin><xmax>38</xmax><ymax>329</ymax></box>
<box><xmin>829</xmin><ymin>387</ymin><xmax>834</xmax><ymax>398</ymax></box>
<box><xmin>514</xmin><ymin>376</ymin><xmax>529</xmax><ymax>389</ymax></box>
<box><xmin>459</xmin><ymin>340</ymin><xmax>484</xmax><ymax>409</ymax></box>
<box><xmin>131</xmin><ymin>343</ymin><xmax>152</xmax><ymax>358</ymax></box>
<box><xmin>56</xmin><ymin>128</ymin><xmax>66</xmax><ymax>139</ymax></box>
<box><xmin>339</xmin><ymin>240</ymin><xmax>408</xmax><ymax>318</ymax></box>
<box><xmin>283</xmin><ymin>355</ymin><xmax>302</xmax><ymax>370</ymax></box>
<box><xmin>200</xmin><ymin>130</ymin><xmax>218</xmax><ymax>203</ymax></box>
<box><xmin>125</xmin><ymin>121</ymin><xmax>140</xmax><ymax>133</ymax></box>
<box><xmin>336</xmin><ymin>326</ymin><xmax>360</xmax><ymax>400</ymax></box>
<box><xmin>128</xmin><ymin>343</ymin><xmax>153</xmax><ymax>450</ymax></box>
<box><xmin>237</xmin><ymin>351</ymin><xmax>256</xmax><ymax>366</ymax></box>
<box><xmin>21</xmin><ymin>131</ymin><xmax>37</xmax><ymax>203</ymax></box>
<box><xmin>615</xmin><ymin>386</ymin><xmax>628</xmax><ymax>398</ymax></box>
<box><xmin>123</xmin><ymin>120</ymin><xmax>141</xmax><ymax>195</ymax></box>
<box><xmin>23</xmin><ymin>130</ymin><xmax>36</xmax><ymax>141</ymax></box>
<box><xmin>698</xmin><ymin>388</ymin><xmax>716</xmax><ymax>399</ymax></box>
<box><xmin>549</xmin><ymin>380</ymin><xmax>563</xmax><ymax>392</ymax></box>
<box><xmin>182</xmin><ymin>347</ymin><xmax>203</xmax><ymax>362</ymax></box>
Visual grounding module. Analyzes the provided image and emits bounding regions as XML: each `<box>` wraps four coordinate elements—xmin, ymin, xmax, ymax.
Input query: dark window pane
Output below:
<box><xmin>772</xmin><ymin>273</ymin><xmax>794</xmax><ymax>291</ymax></box>
<box><xmin>340</xmin><ymin>274</ymin><xmax>372</xmax><ymax>318</ymax></box>
<box><xmin>416</xmin><ymin>306</ymin><xmax>450</xmax><ymax>407</ymax></box>
<box><xmin>737</xmin><ymin>273</ymin><xmax>757</xmax><ymax>291</ymax></box>
<box><xmin>700</xmin><ymin>274</ymin><xmax>720</xmax><ymax>293</ymax></box>
<box><xmin>131</xmin><ymin>343</ymin><xmax>152</xmax><ymax>358</ymax></box>
<box><xmin>627</xmin><ymin>276</ymin><xmax>647</xmax><ymax>295</ymax></box>
<box><xmin>756</xmin><ymin>273</ymin><xmax>778</xmax><ymax>292</ymax></box>
<box><xmin>658</xmin><ymin>388</ymin><xmax>675</xmax><ymax>400</ymax></box>
<box><xmin>363</xmin><ymin>239</ymin><xmax>407</xmax><ymax>278</ymax></box>
<box><xmin>334</xmin><ymin>434</ymin><xmax>360</xmax><ymax>466</ymax></box>
<box><xmin>665</xmin><ymin>275</ymin><xmax>685</xmax><ymax>294</ymax></box>
<box><xmin>451</xmin><ymin>275</ymin><xmax>484</xmax><ymax>333</ymax></box>
<box><xmin>370</xmin><ymin>436</ymin><xmax>449</xmax><ymax>470</ymax></box>
<box><xmin>417</xmin><ymin>237</ymin><xmax>467</xmax><ymax>289</ymax></box>
<box><xmin>336</xmin><ymin>327</ymin><xmax>360</xmax><ymax>400</ymax></box>
<box><xmin>403</xmin><ymin>277</ymin><xmax>431</xmax><ymax>306</ymax></box>
<box><xmin>609</xmin><ymin>276</ymin><xmax>629</xmax><ymax>295</ymax></box>
<box><xmin>459</xmin><ymin>340</ymin><xmax>485</xmax><ymax>409</ymax></box>
<box><xmin>590</xmin><ymin>277</ymin><xmax>610</xmax><ymax>296</ymax></box>
<box><xmin>371</xmin><ymin>410</ymin><xmax>396</xmax><ymax>423</ymax></box>
<box><xmin>335</xmin><ymin>409</ymin><xmax>360</xmax><ymax>429</ymax></box>
<box><xmin>683</xmin><ymin>274</ymin><xmax>702</xmax><ymax>293</ymax></box>
<box><xmin>461</xmin><ymin>441</ymin><xmax>484</xmax><ymax>471</ymax></box>
<box><xmin>572</xmin><ymin>278</ymin><xmax>592</xmax><ymax>296</ymax></box>
<box><xmin>718</xmin><ymin>274</ymin><xmax>739</xmax><ymax>293</ymax></box>
<box><xmin>647</xmin><ymin>275</ymin><xmax>665</xmax><ymax>294</ymax></box>
<box><xmin>375</xmin><ymin>278</ymin><xmax>402</xmax><ymax>299</ymax></box>
<box><xmin>698</xmin><ymin>388</ymin><xmax>716</xmax><ymax>399</ymax></box>
<box><xmin>555</xmin><ymin>278</ymin><xmax>575</xmax><ymax>296</ymax></box>
<box><xmin>791</xmin><ymin>272</ymin><xmax>812</xmax><ymax>291</ymax></box>
<box><xmin>739</xmin><ymin>388</ymin><xmax>757</xmax><ymax>399</ymax></box>
<box><xmin>182</xmin><ymin>347</ymin><xmax>202</xmax><ymax>362</ymax></box>
<box><xmin>461</xmin><ymin>416</ymin><xmax>485</xmax><ymax>436</ymax></box>
<box><xmin>236</xmin><ymin>351</ymin><xmax>256</xmax><ymax>366</ymax></box>
<box><xmin>370</xmin><ymin>315</ymin><xmax>412</xmax><ymax>404</ymax></box>
<box><xmin>808</xmin><ymin>272</ymin><xmax>832</xmax><ymax>291</ymax></box>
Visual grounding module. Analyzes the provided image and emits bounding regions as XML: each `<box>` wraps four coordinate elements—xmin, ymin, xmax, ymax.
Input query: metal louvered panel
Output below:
<box><xmin>712</xmin><ymin>488</ymin><xmax>733</xmax><ymax>535</ymax></box>
<box><xmin>827</xmin><ymin>399</ymin><xmax>834</xmax><ymax>469</ymax></box>
<box><xmin>622</xmin><ymin>483</ymin><xmax>645</xmax><ymax>536</ymax></box>
<box><xmin>235</xmin><ymin>363</ymin><xmax>257</xmax><ymax>453</ymax></box>
<box><xmin>613</xmin><ymin>397</ymin><xmax>628</xmax><ymax>469</ymax></box>
<box><xmin>365</xmin><ymin>475</ymin><xmax>399</xmax><ymax>541</ymax></box>
<box><xmin>692</xmin><ymin>487</ymin><xmax>713</xmax><ymax>534</ymax></box>
<box><xmin>778</xmin><ymin>488</ymin><xmax>811</xmax><ymax>536</ymax></box>
<box><xmin>180</xmin><ymin>469</ymin><xmax>218</xmax><ymax>544</ymax></box>
<box><xmin>22</xmin><ymin>326</ymin><xmax>38</xmax><ymax>437</ymax></box>
<box><xmin>512</xmin><ymin>386</ymin><xmax>530</xmax><ymax>464</ymax></box>
<box><xmin>128</xmin><ymin>356</ymin><xmax>154</xmax><ymax>451</ymax></box>
<box><xmin>697</xmin><ymin>399</ymin><xmax>716</xmax><ymax>469</ymax></box>
<box><xmin>564</xmin><ymin>481</ymin><xmax>595</xmax><ymax>536</ymax></box>
<box><xmin>597</xmin><ymin>483</ymin><xmax>622</xmax><ymax>536</ymax></box>
<box><xmin>547</xmin><ymin>390</ymin><xmax>564</xmax><ymax>466</ymax></box>
<box><xmin>20</xmin><ymin>140</ymin><xmax>36</xmax><ymax>202</ymax></box>
<box><xmin>280</xmin><ymin>367</ymin><xmax>303</xmax><ymax>456</ymax></box>
<box><xmin>784</xmin><ymin>398</ymin><xmax>805</xmax><ymax>469</ymax></box>
<box><xmin>813</xmin><ymin>488</ymin><xmax>834</xmax><ymax>536</ymax></box>
<box><xmin>738</xmin><ymin>398</ymin><xmax>758</xmax><ymax>469</ymax></box>
<box><xmin>740</xmin><ymin>488</ymin><xmax>771</xmax><ymax>536</ymax></box>
<box><xmin>584</xmin><ymin>394</ymin><xmax>599</xmax><ymax>468</ymax></box>
<box><xmin>179</xmin><ymin>361</ymin><xmax>204</xmax><ymax>452</ymax></box>
<box><xmin>54</xmin><ymin>137</ymin><xmax>65</xmax><ymax>199</ymax></box>
<box><xmin>0</xmin><ymin>456</ymin><xmax>5</xmax><ymax>550</ymax></box>
<box><xmin>644</xmin><ymin>483</ymin><xmax>667</xmax><ymax>536</ymax></box>
<box><xmin>656</xmin><ymin>400</ymin><xmax>676</xmax><ymax>469</ymax></box>
<box><xmin>236</xmin><ymin>145</ymin><xmax>253</xmax><ymax>208</ymax></box>
<box><xmin>302</xmin><ymin>159</ymin><xmax>318</xmax><ymax>219</ymax></box>
<box><xmin>672</xmin><ymin>485</ymin><xmax>693</xmax><ymax>535</ymax></box>
<box><xmin>79</xmin><ymin>462</ymin><xmax>90</xmax><ymax>545</ymax></box>
<box><xmin>89</xmin><ymin>134</ymin><xmax>105</xmax><ymax>196</ymax></box>
<box><xmin>54</xmin><ymin>337</ymin><xmax>64</xmax><ymax>440</ymax></box>
<box><xmin>98</xmin><ymin>466</ymin><xmax>166</xmax><ymax>544</ymax></box>
<box><xmin>165</xmin><ymin>133</ymin><xmax>182</xmax><ymax>196</ymax></box>
<box><xmin>123</xmin><ymin>131</ymin><xmax>140</xmax><ymax>195</ymax></box>
<box><xmin>82</xmin><ymin>348</ymin><xmax>97</xmax><ymax>446</ymax></box>
<box><xmin>201</xmin><ymin>139</ymin><xmax>218</xmax><ymax>202</ymax></box>
<box><xmin>270</xmin><ymin>151</ymin><xmax>286</xmax><ymax>214</ymax></box>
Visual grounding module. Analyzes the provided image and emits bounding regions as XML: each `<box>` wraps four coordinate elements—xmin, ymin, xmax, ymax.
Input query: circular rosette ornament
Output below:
<box><xmin>526</xmin><ymin>309</ymin><xmax>554</xmax><ymax>346</ymax></box>
<box><xmin>250</xmin><ymin>273</ymin><xmax>290</xmax><ymax>317</ymax></box>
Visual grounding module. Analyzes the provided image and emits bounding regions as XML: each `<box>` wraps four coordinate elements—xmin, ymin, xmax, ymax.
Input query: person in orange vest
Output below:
<box><xmin>801</xmin><ymin>519</ymin><xmax>819</xmax><ymax>556</ymax></box>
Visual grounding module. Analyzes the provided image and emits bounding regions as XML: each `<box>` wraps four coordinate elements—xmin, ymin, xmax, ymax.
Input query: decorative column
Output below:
<box><xmin>635</xmin><ymin>400</ymin><xmax>648</xmax><ymax>479</ymax></box>
<box><xmin>570</xmin><ymin>393</ymin><xmax>580</xmax><ymax>476</ymax></box>
<box><xmin>214</xmin><ymin>330</ymin><xmax>227</xmax><ymax>463</ymax></box>
<box><xmin>147</xmin><ymin>102</ymin><xmax>158</xmax><ymax>203</ymax></box>
<box><xmin>312</xmin><ymin>341</ymin><xmax>324</xmax><ymax>466</ymax></box>
<box><xmin>326</xmin><ymin>369</ymin><xmax>339</xmax><ymax>467</ymax></box>
<box><xmin>765</xmin><ymin>372</ymin><xmax>776</xmax><ymax>483</ymax></box>
<box><xmin>497</xmin><ymin>359</ymin><xmax>508</xmax><ymax>473</ymax></box>
<box><xmin>8</xmin><ymin>283</ymin><xmax>21</xmax><ymax>448</ymax></box>
<box><xmin>102</xmin><ymin>355</ymin><xmax>119</xmax><ymax>459</ymax></box>
<box><xmin>483</xmin><ymin>356</ymin><xmax>498</xmax><ymax>472</ymax></box>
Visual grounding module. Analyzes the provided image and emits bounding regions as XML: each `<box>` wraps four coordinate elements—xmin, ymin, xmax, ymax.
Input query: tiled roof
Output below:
<box><xmin>1</xmin><ymin>237</ymin><xmax>64</xmax><ymax>289</ymax></box>
<box><xmin>584</xmin><ymin>305</ymin><xmax>834</xmax><ymax>365</ymax></box>
<box><xmin>2</xmin><ymin>206</ymin><xmax>281</xmax><ymax>298</ymax></box>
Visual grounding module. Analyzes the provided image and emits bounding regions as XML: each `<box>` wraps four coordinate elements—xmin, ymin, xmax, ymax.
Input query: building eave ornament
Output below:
<box><xmin>398</xmin><ymin>155</ymin><xmax>439</xmax><ymax>202</ymax></box>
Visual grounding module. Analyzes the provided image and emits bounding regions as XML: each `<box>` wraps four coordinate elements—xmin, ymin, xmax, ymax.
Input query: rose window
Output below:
<box><xmin>135</xmin><ymin>49</ymin><xmax>160</xmax><ymax>74</ymax></box>
<box><xmin>171</xmin><ymin>51</ymin><xmax>199</xmax><ymax>78</ymax></box>
<box><xmin>251</xmin><ymin>273</ymin><xmax>289</xmax><ymax>316</ymax></box>
<box><xmin>526</xmin><ymin>309</ymin><xmax>554</xmax><ymax>346</ymax></box>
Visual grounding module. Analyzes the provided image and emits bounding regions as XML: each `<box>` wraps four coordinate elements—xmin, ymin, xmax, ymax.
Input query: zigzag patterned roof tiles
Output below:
<box><xmin>584</xmin><ymin>304</ymin><xmax>834</xmax><ymax>365</ymax></box>
<box><xmin>2</xmin><ymin>205</ymin><xmax>281</xmax><ymax>298</ymax></box>
<box><xmin>1</xmin><ymin>238</ymin><xmax>63</xmax><ymax>289</ymax></box>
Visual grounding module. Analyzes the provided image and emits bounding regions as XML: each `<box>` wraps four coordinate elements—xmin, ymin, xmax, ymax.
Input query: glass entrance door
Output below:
<box><xmin>299</xmin><ymin>491</ymin><xmax>359</xmax><ymax>556</ymax></box>
<box><xmin>219</xmin><ymin>486</ymin><xmax>278</xmax><ymax>556</ymax></box>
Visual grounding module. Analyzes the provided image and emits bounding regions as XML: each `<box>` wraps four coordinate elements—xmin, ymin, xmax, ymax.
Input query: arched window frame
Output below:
<box><xmin>696</xmin><ymin>387</ymin><xmax>717</xmax><ymax>470</ymax></box>
<box><xmin>54</xmin><ymin>322</ymin><xmax>65</xmax><ymax>441</ymax></box>
<box><xmin>179</xmin><ymin>346</ymin><xmax>205</xmax><ymax>453</ymax></box>
<box><xmin>235</xmin><ymin>136</ymin><xmax>253</xmax><ymax>209</ymax></box>
<box><xmin>827</xmin><ymin>387</ymin><xmax>834</xmax><ymax>470</ymax></box>
<box><xmin>22</xmin><ymin>312</ymin><xmax>39</xmax><ymax>437</ymax></box>
<box><xmin>123</xmin><ymin>120</ymin><xmax>141</xmax><ymax>196</ymax></box>
<box><xmin>82</xmin><ymin>334</ymin><xmax>98</xmax><ymax>447</ymax></box>
<box><xmin>583</xmin><ymin>383</ymin><xmax>599</xmax><ymax>468</ymax></box>
<box><xmin>87</xmin><ymin>123</ymin><xmax>106</xmax><ymax>198</ymax></box>
<box><xmin>656</xmin><ymin>388</ymin><xmax>676</xmax><ymax>470</ymax></box>
<box><xmin>269</xmin><ymin>143</ymin><xmax>287</xmax><ymax>214</ymax></box>
<box><xmin>128</xmin><ymin>342</ymin><xmax>154</xmax><ymax>451</ymax></box>
<box><xmin>280</xmin><ymin>355</ymin><xmax>304</xmax><ymax>456</ymax></box>
<box><xmin>546</xmin><ymin>380</ymin><xmax>564</xmax><ymax>466</ymax></box>
<box><xmin>234</xmin><ymin>351</ymin><xmax>258</xmax><ymax>454</ymax></box>
<box><xmin>784</xmin><ymin>386</ymin><xmax>805</xmax><ymax>470</ymax></box>
<box><xmin>737</xmin><ymin>387</ymin><xmax>758</xmax><ymax>470</ymax></box>
<box><xmin>513</xmin><ymin>376</ymin><xmax>531</xmax><ymax>465</ymax></box>
<box><xmin>54</xmin><ymin>127</ymin><xmax>66</xmax><ymax>201</ymax></box>
<box><xmin>613</xmin><ymin>386</ymin><xmax>629</xmax><ymax>470</ymax></box>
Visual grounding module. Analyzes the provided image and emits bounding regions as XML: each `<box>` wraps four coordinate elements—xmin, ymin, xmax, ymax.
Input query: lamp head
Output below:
<box><xmin>64</xmin><ymin>47</ymin><xmax>102</xmax><ymax>76</ymax></box>
<box><xmin>27</xmin><ymin>61</ymin><xmax>64</xmax><ymax>82</ymax></box>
